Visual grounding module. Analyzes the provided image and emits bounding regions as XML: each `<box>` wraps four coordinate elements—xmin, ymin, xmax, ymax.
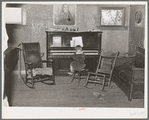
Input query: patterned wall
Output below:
<box><xmin>7</xmin><ymin>4</ymin><xmax>132</xmax><ymax>60</ymax></box>
<box><xmin>129</xmin><ymin>5</ymin><xmax>145</xmax><ymax>54</ymax></box>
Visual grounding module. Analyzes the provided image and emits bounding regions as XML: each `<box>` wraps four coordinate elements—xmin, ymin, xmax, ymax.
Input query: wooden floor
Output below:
<box><xmin>8</xmin><ymin>74</ymin><xmax>144</xmax><ymax>107</ymax></box>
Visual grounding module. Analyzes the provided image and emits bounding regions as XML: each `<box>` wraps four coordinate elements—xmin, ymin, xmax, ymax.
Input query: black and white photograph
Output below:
<box><xmin>1</xmin><ymin>1</ymin><xmax>148</xmax><ymax>119</ymax></box>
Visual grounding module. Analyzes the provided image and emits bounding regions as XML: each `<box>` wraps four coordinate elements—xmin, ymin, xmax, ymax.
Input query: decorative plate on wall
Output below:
<box><xmin>135</xmin><ymin>11</ymin><xmax>142</xmax><ymax>23</ymax></box>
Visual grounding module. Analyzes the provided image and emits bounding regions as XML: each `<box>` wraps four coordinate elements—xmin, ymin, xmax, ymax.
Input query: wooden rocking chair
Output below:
<box><xmin>84</xmin><ymin>51</ymin><xmax>120</xmax><ymax>90</ymax></box>
<box><xmin>22</xmin><ymin>42</ymin><xmax>55</xmax><ymax>89</ymax></box>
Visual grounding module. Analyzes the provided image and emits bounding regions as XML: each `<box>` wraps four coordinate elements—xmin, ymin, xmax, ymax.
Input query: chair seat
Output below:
<box><xmin>74</xmin><ymin>67</ymin><xmax>86</xmax><ymax>72</ymax></box>
<box><xmin>33</xmin><ymin>68</ymin><xmax>53</xmax><ymax>76</ymax></box>
<box><xmin>97</xmin><ymin>69</ymin><xmax>111</xmax><ymax>75</ymax></box>
<box><xmin>72</xmin><ymin>63</ymin><xmax>86</xmax><ymax>71</ymax></box>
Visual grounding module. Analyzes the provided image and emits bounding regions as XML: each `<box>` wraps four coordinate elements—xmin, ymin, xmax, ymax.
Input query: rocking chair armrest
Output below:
<box><xmin>25</xmin><ymin>62</ymin><xmax>33</xmax><ymax>65</ymax></box>
<box><xmin>42</xmin><ymin>59</ymin><xmax>53</xmax><ymax>63</ymax></box>
<box><xmin>25</xmin><ymin>62</ymin><xmax>33</xmax><ymax>69</ymax></box>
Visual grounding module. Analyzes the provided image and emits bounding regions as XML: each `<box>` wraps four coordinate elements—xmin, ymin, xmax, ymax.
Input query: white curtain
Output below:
<box><xmin>2</xmin><ymin>2</ymin><xmax>9</xmax><ymax>107</ymax></box>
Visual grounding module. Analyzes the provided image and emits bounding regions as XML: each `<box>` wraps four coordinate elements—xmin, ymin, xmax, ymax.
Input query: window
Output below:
<box><xmin>5</xmin><ymin>7</ymin><xmax>26</xmax><ymax>25</ymax></box>
<box><xmin>100</xmin><ymin>7</ymin><xmax>125</xmax><ymax>26</ymax></box>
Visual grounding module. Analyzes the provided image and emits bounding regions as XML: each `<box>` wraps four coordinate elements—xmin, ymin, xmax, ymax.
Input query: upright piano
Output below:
<box><xmin>46</xmin><ymin>31</ymin><xmax>103</xmax><ymax>75</ymax></box>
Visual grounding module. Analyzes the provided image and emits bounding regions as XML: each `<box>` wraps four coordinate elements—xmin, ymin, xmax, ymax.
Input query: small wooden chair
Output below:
<box><xmin>70</xmin><ymin>53</ymin><xmax>87</xmax><ymax>85</ymax></box>
<box><xmin>84</xmin><ymin>51</ymin><xmax>120</xmax><ymax>90</ymax></box>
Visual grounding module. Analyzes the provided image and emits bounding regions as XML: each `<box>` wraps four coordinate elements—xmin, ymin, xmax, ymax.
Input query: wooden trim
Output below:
<box><xmin>96</xmin><ymin>26</ymin><xmax>128</xmax><ymax>30</ymax></box>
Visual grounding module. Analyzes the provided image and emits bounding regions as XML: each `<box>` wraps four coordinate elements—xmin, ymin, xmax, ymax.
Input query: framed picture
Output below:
<box><xmin>100</xmin><ymin>7</ymin><xmax>125</xmax><ymax>26</ymax></box>
<box><xmin>53</xmin><ymin>4</ymin><xmax>76</xmax><ymax>26</ymax></box>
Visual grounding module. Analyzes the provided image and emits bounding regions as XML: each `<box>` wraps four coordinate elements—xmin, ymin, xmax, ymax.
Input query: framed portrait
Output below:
<box><xmin>53</xmin><ymin>4</ymin><xmax>76</xmax><ymax>26</ymax></box>
<box><xmin>100</xmin><ymin>7</ymin><xmax>125</xmax><ymax>26</ymax></box>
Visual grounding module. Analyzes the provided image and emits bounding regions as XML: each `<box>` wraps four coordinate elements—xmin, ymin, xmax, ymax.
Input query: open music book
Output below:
<box><xmin>70</xmin><ymin>36</ymin><xmax>83</xmax><ymax>47</ymax></box>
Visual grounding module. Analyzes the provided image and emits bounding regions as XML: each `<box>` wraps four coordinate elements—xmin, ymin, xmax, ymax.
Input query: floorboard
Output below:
<box><xmin>8</xmin><ymin>74</ymin><xmax>144</xmax><ymax>107</ymax></box>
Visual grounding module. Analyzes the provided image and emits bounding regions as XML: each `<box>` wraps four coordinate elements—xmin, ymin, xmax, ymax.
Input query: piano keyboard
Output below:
<box><xmin>85</xmin><ymin>53</ymin><xmax>98</xmax><ymax>55</ymax></box>
<box><xmin>50</xmin><ymin>50</ymin><xmax>98</xmax><ymax>52</ymax></box>
<box><xmin>50</xmin><ymin>50</ymin><xmax>99</xmax><ymax>55</ymax></box>
<box><xmin>52</xmin><ymin>53</ymin><xmax>74</xmax><ymax>55</ymax></box>
<box><xmin>51</xmin><ymin>52</ymin><xmax>98</xmax><ymax>55</ymax></box>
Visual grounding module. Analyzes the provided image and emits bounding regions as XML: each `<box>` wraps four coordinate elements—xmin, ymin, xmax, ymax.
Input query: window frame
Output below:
<box><xmin>99</xmin><ymin>7</ymin><xmax>125</xmax><ymax>27</ymax></box>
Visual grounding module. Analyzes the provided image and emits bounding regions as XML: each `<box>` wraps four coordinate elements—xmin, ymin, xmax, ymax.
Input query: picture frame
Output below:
<box><xmin>100</xmin><ymin>7</ymin><xmax>125</xmax><ymax>26</ymax></box>
<box><xmin>53</xmin><ymin>4</ymin><xmax>76</xmax><ymax>26</ymax></box>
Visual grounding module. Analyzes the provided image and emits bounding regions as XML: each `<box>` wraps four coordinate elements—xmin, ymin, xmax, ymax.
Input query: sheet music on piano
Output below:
<box><xmin>70</xmin><ymin>36</ymin><xmax>83</xmax><ymax>47</ymax></box>
<box><xmin>52</xmin><ymin>36</ymin><xmax>61</xmax><ymax>47</ymax></box>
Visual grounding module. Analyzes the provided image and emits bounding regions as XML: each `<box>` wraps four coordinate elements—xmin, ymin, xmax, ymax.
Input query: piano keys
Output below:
<box><xmin>49</xmin><ymin>50</ymin><xmax>99</xmax><ymax>56</ymax></box>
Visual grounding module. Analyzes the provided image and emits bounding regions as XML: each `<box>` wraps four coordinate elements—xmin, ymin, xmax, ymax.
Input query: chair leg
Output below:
<box><xmin>22</xmin><ymin>77</ymin><xmax>35</xmax><ymax>89</ymax></box>
<box><xmin>84</xmin><ymin>73</ymin><xmax>90</xmax><ymax>87</ymax></box>
<box><xmin>101</xmin><ymin>76</ymin><xmax>106</xmax><ymax>90</ymax></box>
<box><xmin>31</xmin><ymin>77</ymin><xmax>35</xmax><ymax>88</ymax></box>
<box><xmin>78</xmin><ymin>72</ymin><xmax>81</xmax><ymax>85</ymax></box>
<box><xmin>128</xmin><ymin>83</ymin><xmax>133</xmax><ymax>101</ymax></box>
<box><xmin>94</xmin><ymin>76</ymin><xmax>98</xmax><ymax>86</ymax></box>
<box><xmin>53</xmin><ymin>76</ymin><xmax>56</xmax><ymax>85</ymax></box>
<box><xmin>71</xmin><ymin>72</ymin><xmax>76</xmax><ymax>83</ymax></box>
<box><xmin>108</xmin><ymin>77</ymin><xmax>112</xmax><ymax>87</ymax></box>
<box><xmin>30</xmin><ymin>71</ymin><xmax>35</xmax><ymax>88</ymax></box>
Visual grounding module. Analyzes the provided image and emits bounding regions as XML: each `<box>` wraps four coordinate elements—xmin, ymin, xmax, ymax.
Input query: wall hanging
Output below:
<box><xmin>53</xmin><ymin>4</ymin><xmax>76</xmax><ymax>26</ymax></box>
